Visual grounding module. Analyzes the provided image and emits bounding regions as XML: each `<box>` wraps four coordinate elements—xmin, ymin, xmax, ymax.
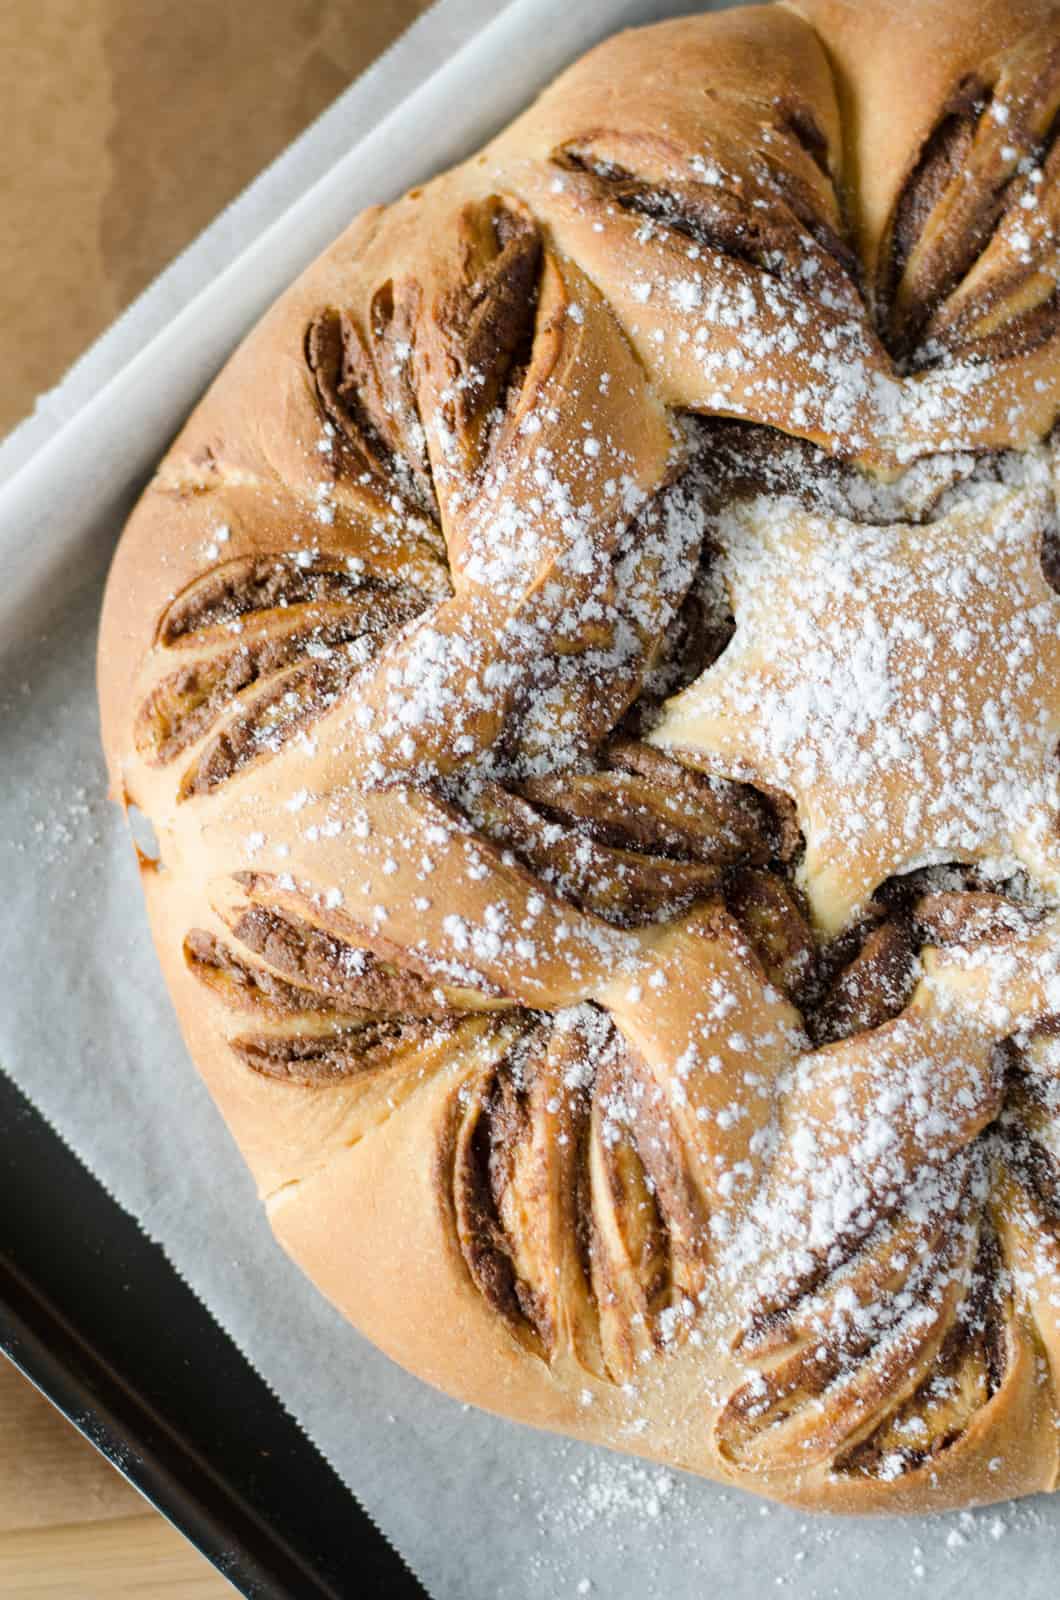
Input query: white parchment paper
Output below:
<box><xmin>2</xmin><ymin>2</ymin><xmax>1059</xmax><ymax>1594</ymax></box>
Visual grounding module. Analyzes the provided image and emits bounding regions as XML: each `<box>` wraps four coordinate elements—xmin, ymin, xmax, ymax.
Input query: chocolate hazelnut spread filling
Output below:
<box><xmin>717</xmin><ymin>1197</ymin><xmax>980</xmax><ymax>1470</ymax></box>
<box><xmin>813</xmin><ymin>916</ymin><xmax>918</xmax><ymax>1046</ymax></box>
<box><xmin>307</xmin><ymin>307</ymin><xmax>436</xmax><ymax>515</ymax></box>
<box><xmin>187</xmin><ymin>926</ymin><xmax>462</xmax><ymax>1084</ymax></box>
<box><xmin>1001</xmin><ymin>1074</ymin><xmax>1060</xmax><ymax>1219</ymax></box>
<box><xmin>452</xmin><ymin>1010</ymin><xmax>703</xmax><ymax>1379</ymax></box>
<box><xmin>724</xmin><ymin>867</ymin><xmax>816</xmax><ymax>1004</ymax></box>
<box><xmin>736</xmin><ymin>1155</ymin><xmax>978</xmax><ymax>1360</ymax></box>
<box><xmin>232</xmin><ymin>1017</ymin><xmax>451</xmax><ymax>1086</ymax></box>
<box><xmin>553</xmin><ymin>138</ymin><xmax>858</xmax><ymax>302</ymax></box>
<box><xmin>184</xmin><ymin>928</ymin><xmax>342</xmax><ymax>1016</ymax></box>
<box><xmin>836</xmin><ymin>1224</ymin><xmax>1009</xmax><ymax>1479</ymax></box>
<box><xmin>517</xmin><ymin>763</ymin><xmax>772</xmax><ymax>867</ymax></box>
<box><xmin>140</xmin><ymin>601</ymin><xmax>417</xmax><ymax>765</ymax></box>
<box><xmin>150</xmin><ymin>557</ymin><xmax>431</xmax><ymax>785</ymax></box>
<box><xmin>158</xmin><ymin>556</ymin><xmax>417</xmax><ymax>645</ymax></box>
<box><xmin>456</xmin><ymin>738</ymin><xmax>792</xmax><ymax>929</ymax></box>
<box><xmin>425</xmin><ymin>199</ymin><xmax>542</xmax><ymax>478</ymax></box>
<box><xmin>884</xmin><ymin>79</ymin><xmax>993</xmax><ymax>351</ymax></box>
<box><xmin>883</xmin><ymin>38</ymin><xmax>1060</xmax><ymax>361</ymax></box>
<box><xmin>178</xmin><ymin>658</ymin><xmax>349</xmax><ymax>797</ymax></box>
<box><xmin>464</xmin><ymin>779</ymin><xmax>722</xmax><ymax>927</ymax></box>
<box><xmin>221</xmin><ymin>901</ymin><xmax>455</xmax><ymax>1018</ymax></box>
<box><xmin>452</xmin><ymin>1024</ymin><xmax>558</xmax><ymax>1351</ymax></box>
<box><xmin>588</xmin><ymin>1048</ymin><xmax>674</xmax><ymax>1382</ymax></box>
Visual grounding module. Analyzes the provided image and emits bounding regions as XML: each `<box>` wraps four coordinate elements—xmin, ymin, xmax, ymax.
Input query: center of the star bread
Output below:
<box><xmin>651</xmin><ymin>459</ymin><xmax>1060</xmax><ymax>932</ymax></box>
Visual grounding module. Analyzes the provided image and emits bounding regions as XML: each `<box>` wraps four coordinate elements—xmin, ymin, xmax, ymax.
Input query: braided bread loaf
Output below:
<box><xmin>99</xmin><ymin>0</ymin><xmax>1060</xmax><ymax>1512</ymax></box>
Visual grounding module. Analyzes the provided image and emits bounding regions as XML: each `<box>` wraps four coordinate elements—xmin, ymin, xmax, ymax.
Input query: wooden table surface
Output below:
<box><xmin>0</xmin><ymin>1</ymin><xmax>430</xmax><ymax>1593</ymax></box>
<box><xmin>0</xmin><ymin>1357</ymin><xmax>230</xmax><ymax>1597</ymax></box>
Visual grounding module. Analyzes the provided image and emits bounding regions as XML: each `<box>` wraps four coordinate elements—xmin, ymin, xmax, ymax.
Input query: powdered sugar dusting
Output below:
<box><xmin>653</xmin><ymin>458</ymin><xmax>1060</xmax><ymax>930</ymax></box>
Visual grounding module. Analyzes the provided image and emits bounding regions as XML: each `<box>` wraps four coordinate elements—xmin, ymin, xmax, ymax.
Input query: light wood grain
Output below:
<box><xmin>0</xmin><ymin>1358</ymin><xmax>142</xmax><ymax>1533</ymax></box>
<box><xmin>0</xmin><ymin>1361</ymin><xmax>234</xmax><ymax>1596</ymax></box>
<box><xmin>0</xmin><ymin>1516</ymin><xmax>236</xmax><ymax>1597</ymax></box>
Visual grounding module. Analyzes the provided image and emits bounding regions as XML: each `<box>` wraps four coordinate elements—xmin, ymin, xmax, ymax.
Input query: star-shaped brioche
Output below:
<box><xmin>101</xmin><ymin>0</ymin><xmax>1060</xmax><ymax>1516</ymax></box>
<box><xmin>651</xmin><ymin>465</ymin><xmax>1060</xmax><ymax>931</ymax></box>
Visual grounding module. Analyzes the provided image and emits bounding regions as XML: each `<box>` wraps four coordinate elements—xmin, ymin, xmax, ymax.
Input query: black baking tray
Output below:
<box><xmin>0</xmin><ymin>1067</ymin><xmax>427</xmax><ymax>1599</ymax></box>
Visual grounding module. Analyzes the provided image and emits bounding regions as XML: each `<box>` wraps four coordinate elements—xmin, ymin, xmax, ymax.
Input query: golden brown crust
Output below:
<box><xmin>99</xmin><ymin>0</ymin><xmax>1060</xmax><ymax>1512</ymax></box>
